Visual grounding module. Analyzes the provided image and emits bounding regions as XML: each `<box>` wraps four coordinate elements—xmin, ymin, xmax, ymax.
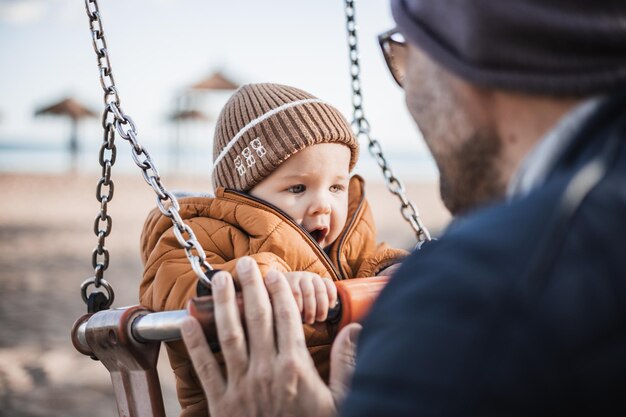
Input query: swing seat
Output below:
<box><xmin>71</xmin><ymin>275</ymin><xmax>389</xmax><ymax>417</ymax></box>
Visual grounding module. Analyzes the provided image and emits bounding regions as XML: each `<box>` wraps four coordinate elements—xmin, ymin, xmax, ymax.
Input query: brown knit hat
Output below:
<box><xmin>211</xmin><ymin>83</ymin><xmax>359</xmax><ymax>191</ymax></box>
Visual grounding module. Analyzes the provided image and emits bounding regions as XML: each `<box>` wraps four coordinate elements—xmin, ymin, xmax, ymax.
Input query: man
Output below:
<box><xmin>181</xmin><ymin>0</ymin><xmax>626</xmax><ymax>415</ymax></box>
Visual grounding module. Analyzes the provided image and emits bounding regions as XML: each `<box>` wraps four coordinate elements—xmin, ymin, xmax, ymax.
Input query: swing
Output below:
<box><xmin>71</xmin><ymin>1</ymin><xmax>432</xmax><ymax>416</ymax></box>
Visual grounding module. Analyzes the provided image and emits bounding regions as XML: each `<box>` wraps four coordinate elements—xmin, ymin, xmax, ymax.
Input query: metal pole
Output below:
<box><xmin>71</xmin><ymin>306</ymin><xmax>166</xmax><ymax>417</ymax></box>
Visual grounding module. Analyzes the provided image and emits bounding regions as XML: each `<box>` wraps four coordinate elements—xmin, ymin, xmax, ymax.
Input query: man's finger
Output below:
<box><xmin>329</xmin><ymin>323</ymin><xmax>362</xmax><ymax>405</ymax></box>
<box><xmin>181</xmin><ymin>317</ymin><xmax>225</xmax><ymax>401</ymax></box>
<box><xmin>212</xmin><ymin>270</ymin><xmax>248</xmax><ymax>379</ymax></box>
<box><xmin>264</xmin><ymin>269</ymin><xmax>307</xmax><ymax>355</ymax></box>
<box><xmin>236</xmin><ymin>257</ymin><xmax>276</xmax><ymax>360</ymax></box>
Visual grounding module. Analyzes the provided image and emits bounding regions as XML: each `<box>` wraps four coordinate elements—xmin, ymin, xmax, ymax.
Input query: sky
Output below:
<box><xmin>0</xmin><ymin>0</ymin><xmax>436</xmax><ymax>179</ymax></box>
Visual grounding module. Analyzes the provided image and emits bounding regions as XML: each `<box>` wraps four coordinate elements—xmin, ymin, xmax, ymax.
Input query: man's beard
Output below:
<box><xmin>403</xmin><ymin>47</ymin><xmax>507</xmax><ymax>216</ymax></box>
<box><xmin>437</xmin><ymin>129</ymin><xmax>506</xmax><ymax>216</ymax></box>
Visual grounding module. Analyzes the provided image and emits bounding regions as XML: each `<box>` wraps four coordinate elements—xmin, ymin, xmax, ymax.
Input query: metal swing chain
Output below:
<box><xmin>344</xmin><ymin>0</ymin><xmax>431</xmax><ymax>244</ymax></box>
<box><xmin>81</xmin><ymin>0</ymin><xmax>213</xmax><ymax>312</ymax></box>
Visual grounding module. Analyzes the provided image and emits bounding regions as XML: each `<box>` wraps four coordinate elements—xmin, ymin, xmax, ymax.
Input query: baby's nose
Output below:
<box><xmin>309</xmin><ymin>196</ymin><xmax>332</xmax><ymax>215</ymax></box>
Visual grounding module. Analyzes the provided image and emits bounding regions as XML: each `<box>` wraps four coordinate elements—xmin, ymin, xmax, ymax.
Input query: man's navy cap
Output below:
<box><xmin>391</xmin><ymin>0</ymin><xmax>626</xmax><ymax>95</ymax></box>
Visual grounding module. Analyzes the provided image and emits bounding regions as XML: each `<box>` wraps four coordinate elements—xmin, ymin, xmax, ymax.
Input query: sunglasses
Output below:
<box><xmin>378</xmin><ymin>28</ymin><xmax>407</xmax><ymax>88</ymax></box>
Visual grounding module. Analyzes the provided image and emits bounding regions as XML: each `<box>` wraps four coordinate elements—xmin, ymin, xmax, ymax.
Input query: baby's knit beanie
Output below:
<box><xmin>212</xmin><ymin>83</ymin><xmax>359</xmax><ymax>191</ymax></box>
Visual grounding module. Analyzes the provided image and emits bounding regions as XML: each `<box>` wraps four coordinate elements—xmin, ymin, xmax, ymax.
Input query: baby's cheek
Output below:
<box><xmin>329</xmin><ymin>219</ymin><xmax>345</xmax><ymax>243</ymax></box>
<box><xmin>336</xmin><ymin>204</ymin><xmax>349</xmax><ymax>229</ymax></box>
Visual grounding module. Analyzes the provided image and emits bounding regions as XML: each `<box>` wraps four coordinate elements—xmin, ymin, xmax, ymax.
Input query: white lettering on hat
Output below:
<box><xmin>234</xmin><ymin>155</ymin><xmax>246</xmax><ymax>176</ymax></box>
<box><xmin>231</xmin><ymin>138</ymin><xmax>268</xmax><ymax>177</ymax></box>
<box><xmin>242</xmin><ymin>147</ymin><xmax>255</xmax><ymax>167</ymax></box>
<box><xmin>251</xmin><ymin>138</ymin><xmax>267</xmax><ymax>157</ymax></box>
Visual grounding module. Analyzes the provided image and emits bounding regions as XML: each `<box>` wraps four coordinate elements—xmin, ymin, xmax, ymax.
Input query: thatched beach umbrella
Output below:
<box><xmin>35</xmin><ymin>97</ymin><xmax>96</xmax><ymax>172</ymax></box>
<box><xmin>167</xmin><ymin>71</ymin><xmax>237</xmax><ymax>174</ymax></box>
<box><xmin>190</xmin><ymin>71</ymin><xmax>239</xmax><ymax>91</ymax></box>
<box><xmin>169</xmin><ymin>109</ymin><xmax>211</xmax><ymax>122</ymax></box>
<box><xmin>168</xmin><ymin>109</ymin><xmax>211</xmax><ymax>172</ymax></box>
<box><xmin>182</xmin><ymin>70</ymin><xmax>239</xmax><ymax>114</ymax></box>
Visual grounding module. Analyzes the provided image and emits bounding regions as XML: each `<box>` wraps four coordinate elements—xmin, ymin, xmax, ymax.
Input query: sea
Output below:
<box><xmin>0</xmin><ymin>141</ymin><xmax>439</xmax><ymax>183</ymax></box>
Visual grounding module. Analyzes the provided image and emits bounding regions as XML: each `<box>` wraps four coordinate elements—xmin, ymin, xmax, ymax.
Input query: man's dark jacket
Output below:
<box><xmin>343</xmin><ymin>91</ymin><xmax>626</xmax><ymax>417</ymax></box>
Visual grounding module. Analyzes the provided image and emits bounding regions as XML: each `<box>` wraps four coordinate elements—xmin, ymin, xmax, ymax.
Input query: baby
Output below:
<box><xmin>140</xmin><ymin>83</ymin><xmax>407</xmax><ymax>417</ymax></box>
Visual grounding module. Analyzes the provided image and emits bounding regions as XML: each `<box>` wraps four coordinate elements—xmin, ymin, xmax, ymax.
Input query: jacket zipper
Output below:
<box><xmin>335</xmin><ymin>185</ymin><xmax>366</xmax><ymax>279</ymax></box>
<box><xmin>223</xmin><ymin>189</ymin><xmax>343</xmax><ymax>280</ymax></box>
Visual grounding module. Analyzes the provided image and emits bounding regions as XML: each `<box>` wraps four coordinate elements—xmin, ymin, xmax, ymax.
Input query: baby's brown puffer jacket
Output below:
<box><xmin>139</xmin><ymin>175</ymin><xmax>408</xmax><ymax>417</ymax></box>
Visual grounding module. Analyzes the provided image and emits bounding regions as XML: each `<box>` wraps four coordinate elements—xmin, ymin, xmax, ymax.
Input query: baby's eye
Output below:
<box><xmin>330</xmin><ymin>184</ymin><xmax>346</xmax><ymax>193</ymax></box>
<box><xmin>287</xmin><ymin>184</ymin><xmax>306</xmax><ymax>194</ymax></box>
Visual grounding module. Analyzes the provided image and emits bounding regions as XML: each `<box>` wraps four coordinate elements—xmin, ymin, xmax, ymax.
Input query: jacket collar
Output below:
<box><xmin>507</xmin><ymin>96</ymin><xmax>605</xmax><ymax>199</ymax></box>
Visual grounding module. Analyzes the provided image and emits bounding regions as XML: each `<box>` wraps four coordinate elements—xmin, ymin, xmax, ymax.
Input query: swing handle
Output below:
<box><xmin>188</xmin><ymin>276</ymin><xmax>389</xmax><ymax>349</ymax></box>
<box><xmin>73</xmin><ymin>276</ymin><xmax>389</xmax><ymax>356</ymax></box>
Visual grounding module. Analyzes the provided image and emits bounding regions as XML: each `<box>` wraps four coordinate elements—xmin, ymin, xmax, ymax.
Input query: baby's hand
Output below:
<box><xmin>282</xmin><ymin>272</ymin><xmax>338</xmax><ymax>324</ymax></box>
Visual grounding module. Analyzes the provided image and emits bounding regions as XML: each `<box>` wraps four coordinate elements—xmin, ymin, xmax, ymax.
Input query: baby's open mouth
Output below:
<box><xmin>308</xmin><ymin>226</ymin><xmax>329</xmax><ymax>245</ymax></box>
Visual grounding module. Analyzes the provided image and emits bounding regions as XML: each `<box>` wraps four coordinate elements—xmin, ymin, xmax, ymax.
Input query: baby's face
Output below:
<box><xmin>250</xmin><ymin>143</ymin><xmax>351</xmax><ymax>248</ymax></box>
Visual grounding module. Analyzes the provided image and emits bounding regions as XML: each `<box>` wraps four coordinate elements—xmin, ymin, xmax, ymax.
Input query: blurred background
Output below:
<box><xmin>0</xmin><ymin>1</ymin><xmax>450</xmax><ymax>416</ymax></box>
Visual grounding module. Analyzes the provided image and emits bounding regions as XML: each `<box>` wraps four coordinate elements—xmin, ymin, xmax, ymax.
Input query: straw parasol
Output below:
<box><xmin>169</xmin><ymin>109</ymin><xmax>210</xmax><ymax>122</ymax></box>
<box><xmin>168</xmin><ymin>109</ymin><xmax>211</xmax><ymax>173</ymax></box>
<box><xmin>35</xmin><ymin>97</ymin><xmax>96</xmax><ymax>172</ymax></box>
<box><xmin>168</xmin><ymin>71</ymin><xmax>237</xmax><ymax>174</ymax></box>
<box><xmin>190</xmin><ymin>71</ymin><xmax>239</xmax><ymax>91</ymax></box>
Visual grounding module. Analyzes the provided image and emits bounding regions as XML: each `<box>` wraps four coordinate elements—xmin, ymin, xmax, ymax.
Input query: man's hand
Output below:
<box><xmin>181</xmin><ymin>257</ymin><xmax>361</xmax><ymax>417</ymax></box>
<box><xmin>283</xmin><ymin>271</ymin><xmax>338</xmax><ymax>324</ymax></box>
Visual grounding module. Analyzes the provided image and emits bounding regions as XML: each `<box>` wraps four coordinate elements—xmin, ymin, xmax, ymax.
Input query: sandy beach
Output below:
<box><xmin>0</xmin><ymin>172</ymin><xmax>450</xmax><ymax>417</ymax></box>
